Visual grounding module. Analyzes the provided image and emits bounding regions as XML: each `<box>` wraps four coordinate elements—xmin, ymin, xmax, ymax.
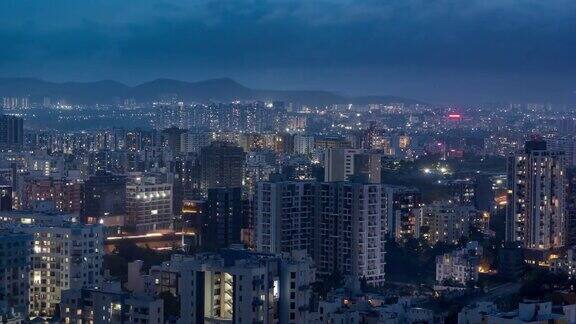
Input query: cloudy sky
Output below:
<box><xmin>1</xmin><ymin>0</ymin><xmax>575</xmax><ymax>103</ymax></box>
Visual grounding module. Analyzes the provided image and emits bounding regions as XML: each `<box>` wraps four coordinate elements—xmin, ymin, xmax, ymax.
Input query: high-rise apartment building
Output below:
<box><xmin>81</xmin><ymin>171</ymin><xmax>126</xmax><ymax>225</ymax></box>
<box><xmin>0</xmin><ymin>115</ymin><xmax>23</xmax><ymax>150</ymax></box>
<box><xmin>179</xmin><ymin>199</ymin><xmax>207</xmax><ymax>246</ymax></box>
<box><xmin>0</xmin><ymin>230</ymin><xmax>31</xmax><ymax>314</ymax></box>
<box><xmin>549</xmin><ymin>137</ymin><xmax>576</xmax><ymax>167</ymax></box>
<box><xmin>293</xmin><ymin>134</ymin><xmax>315</xmax><ymax>156</ymax></box>
<box><xmin>324</xmin><ymin>148</ymin><xmax>381</xmax><ymax>183</ymax></box>
<box><xmin>187</xmin><ymin>131</ymin><xmax>212</xmax><ymax>153</ymax></box>
<box><xmin>204</xmin><ymin>187</ymin><xmax>244</xmax><ymax>249</ymax></box>
<box><xmin>22</xmin><ymin>222</ymin><xmax>104</xmax><ymax>317</ymax></box>
<box><xmin>126</xmin><ymin>174</ymin><xmax>173</xmax><ymax>233</ymax></box>
<box><xmin>1</xmin><ymin>97</ymin><xmax>28</xmax><ymax>110</ymax></box>
<box><xmin>273</xmin><ymin>133</ymin><xmax>294</xmax><ymax>154</ymax></box>
<box><xmin>419</xmin><ymin>201</ymin><xmax>475</xmax><ymax>245</ymax></box>
<box><xmin>385</xmin><ymin>186</ymin><xmax>422</xmax><ymax>241</ymax></box>
<box><xmin>165</xmin><ymin>248</ymin><xmax>315</xmax><ymax>324</ymax></box>
<box><xmin>22</xmin><ymin>177</ymin><xmax>82</xmax><ymax>214</ymax></box>
<box><xmin>566</xmin><ymin>167</ymin><xmax>576</xmax><ymax>247</ymax></box>
<box><xmin>506</xmin><ymin>139</ymin><xmax>566</xmax><ymax>250</ymax></box>
<box><xmin>161</xmin><ymin>127</ymin><xmax>188</xmax><ymax>156</ymax></box>
<box><xmin>254</xmin><ymin>180</ymin><xmax>386</xmax><ymax>286</ymax></box>
<box><xmin>154</xmin><ymin>102</ymin><xmax>188</xmax><ymax>131</ymax></box>
<box><xmin>198</xmin><ymin>141</ymin><xmax>246</xmax><ymax>190</ymax></box>
<box><xmin>254</xmin><ymin>181</ymin><xmax>316</xmax><ymax>256</ymax></box>
<box><xmin>316</xmin><ymin>182</ymin><xmax>386</xmax><ymax>285</ymax></box>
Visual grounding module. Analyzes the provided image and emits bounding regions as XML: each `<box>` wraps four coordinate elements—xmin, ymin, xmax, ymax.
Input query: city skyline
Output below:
<box><xmin>2</xmin><ymin>1</ymin><xmax>576</xmax><ymax>323</ymax></box>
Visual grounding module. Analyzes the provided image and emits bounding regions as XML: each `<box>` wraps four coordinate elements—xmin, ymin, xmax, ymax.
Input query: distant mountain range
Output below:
<box><xmin>0</xmin><ymin>77</ymin><xmax>425</xmax><ymax>106</ymax></box>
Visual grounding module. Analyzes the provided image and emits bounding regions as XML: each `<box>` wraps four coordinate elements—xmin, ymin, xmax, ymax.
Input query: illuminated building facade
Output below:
<box><xmin>169</xmin><ymin>248</ymin><xmax>315</xmax><ymax>324</ymax></box>
<box><xmin>293</xmin><ymin>134</ymin><xmax>315</xmax><ymax>156</ymax></box>
<box><xmin>60</xmin><ymin>281</ymin><xmax>164</xmax><ymax>324</ymax></box>
<box><xmin>126</xmin><ymin>174</ymin><xmax>173</xmax><ymax>233</ymax></box>
<box><xmin>180</xmin><ymin>199</ymin><xmax>206</xmax><ymax>245</ymax></box>
<box><xmin>385</xmin><ymin>186</ymin><xmax>422</xmax><ymax>241</ymax></box>
<box><xmin>419</xmin><ymin>201</ymin><xmax>475</xmax><ymax>245</ymax></box>
<box><xmin>22</xmin><ymin>177</ymin><xmax>82</xmax><ymax>214</ymax></box>
<box><xmin>506</xmin><ymin>139</ymin><xmax>566</xmax><ymax>250</ymax></box>
<box><xmin>23</xmin><ymin>223</ymin><xmax>104</xmax><ymax>317</ymax></box>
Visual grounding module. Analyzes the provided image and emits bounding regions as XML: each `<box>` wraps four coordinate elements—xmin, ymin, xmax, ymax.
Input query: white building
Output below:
<box><xmin>126</xmin><ymin>174</ymin><xmax>173</xmax><ymax>233</ymax></box>
<box><xmin>125</xmin><ymin>260</ymin><xmax>156</xmax><ymax>296</ymax></box>
<box><xmin>254</xmin><ymin>181</ymin><xmax>316</xmax><ymax>256</ymax></box>
<box><xmin>125</xmin><ymin>259</ymin><xmax>178</xmax><ymax>298</ymax></box>
<box><xmin>419</xmin><ymin>201</ymin><xmax>475</xmax><ymax>245</ymax></box>
<box><xmin>163</xmin><ymin>247</ymin><xmax>315</xmax><ymax>324</ymax></box>
<box><xmin>22</xmin><ymin>222</ymin><xmax>104</xmax><ymax>317</ymax></box>
<box><xmin>60</xmin><ymin>281</ymin><xmax>164</xmax><ymax>324</ymax></box>
<box><xmin>317</xmin><ymin>182</ymin><xmax>386</xmax><ymax>285</ymax></box>
<box><xmin>278</xmin><ymin>250</ymin><xmax>316</xmax><ymax>324</ymax></box>
<box><xmin>186</xmin><ymin>131</ymin><xmax>212</xmax><ymax>153</ymax></box>
<box><xmin>293</xmin><ymin>134</ymin><xmax>315</xmax><ymax>155</ymax></box>
<box><xmin>254</xmin><ymin>180</ymin><xmax>387</xmax><ymax>286</ymax></box>
<box><xmin>324</xmin><ymin>148</ymin><xmax>381</xmax><ymax>183</ymax></box>
<box><xmin>436</xmin><ymin>242</ymin><xmax>482</xmax><ymax>286</ymax></box>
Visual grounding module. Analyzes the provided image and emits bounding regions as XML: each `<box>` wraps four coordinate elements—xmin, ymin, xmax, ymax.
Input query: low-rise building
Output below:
<box><xmin>436</xmin><ymin>242</ymin><xmax>482</xmax><ymax>286</ymax></box>
<box><xmin>458</xmin><ymin>302</ymin><xmax>498</xmax><ymax>324</ymax></box>
<box><xmin>317</xmin><ymin>289</ymin><xmax>439</xmax><ymax>324</ymax></box>
<box><xmin>487</xmin><ymin>300</ymin><xmax>568</xmax><ymax>323</ymax></box>
<box><xmin>0</xmin><ymin>300</ymin><xmax>24</xmax><ymax>324</ymax></box>
<box><xmin>60</xmin><ymin>281</ymin><xmax>164</xmax><ymax>324</ymax></box>
<box><xmin>498</xmin><ymin>242</ymin><xmax>525</xmax><ymax>279</ymax></box>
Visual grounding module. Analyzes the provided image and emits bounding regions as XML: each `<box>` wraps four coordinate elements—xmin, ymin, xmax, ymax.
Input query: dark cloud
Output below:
<box><xmin>0</xmin><ymin>0</ymin><xmax>575</xmax><ymax>103</ymax></box>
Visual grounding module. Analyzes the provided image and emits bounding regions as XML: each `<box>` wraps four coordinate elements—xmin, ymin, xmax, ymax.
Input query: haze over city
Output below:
<box><xmin>1</xmin><ymin>0</ymin><xmax>576</xmax><ymax>103</ymax></box>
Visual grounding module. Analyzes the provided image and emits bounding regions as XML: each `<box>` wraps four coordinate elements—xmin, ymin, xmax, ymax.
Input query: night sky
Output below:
<box><xmin>1</xmin><ymin>0</ymin><xmax>575</xmax><ymax>103</ymax></box>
